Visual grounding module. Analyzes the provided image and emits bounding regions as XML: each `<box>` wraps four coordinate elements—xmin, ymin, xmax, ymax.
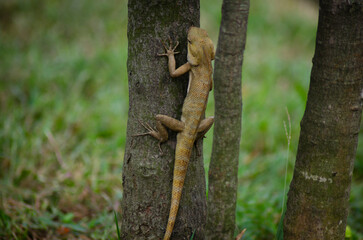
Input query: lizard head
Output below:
<box><xmin>187</xmin><ymin>27</ymin><xmax>215</xmax><ymax>66</ymax></box>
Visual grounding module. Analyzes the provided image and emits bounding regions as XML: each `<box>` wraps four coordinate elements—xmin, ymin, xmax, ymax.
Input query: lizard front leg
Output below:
<box><xmin>158</xmin><ymin>38</ymin><xmax>191</xmax><ymax>78</ymax></box>
<box><xmin>134</xmin><ymin>114</ymin><xmax>185</xmax><ymax>153</ymax></box>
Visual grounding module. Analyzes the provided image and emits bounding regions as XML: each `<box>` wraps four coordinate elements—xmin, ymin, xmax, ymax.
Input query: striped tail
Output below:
<box><xmin>163</xmin><ymin>134</ymin><xmax>194</xmax><ymax>240</ymax></box>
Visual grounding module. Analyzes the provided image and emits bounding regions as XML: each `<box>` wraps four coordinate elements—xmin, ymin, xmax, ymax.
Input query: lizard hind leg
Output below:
<box><xmin>196</xmin><ymin>116</ymin><xmax>214</xmax><ymax>140</ymax></box>
<box><xmin>133</xmin><ymin>115</ymin><xmax>184</xmax><ymax>153</ymax></box>
<box><xmin>153</xmin><ymin>114</ymin><xmax>184</xmax><ymax>153</ymax></box>
<box><xmin>133</xmin><ymin>119</ymin><xmax>168</xmax><ymax>154</ymax></box>
<box><xmin>155</xmin><ymin>114</ymin><xmax>184</xmax><ymax>132</ymax></box>
<box><xmin>194</xmin><ymin>116</ymin><xmax>214</xmax><ymax>156</ymax></box>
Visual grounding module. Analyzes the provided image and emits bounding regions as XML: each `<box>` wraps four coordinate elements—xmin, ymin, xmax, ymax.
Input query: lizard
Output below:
<box><xmin>135</xmin><ymin>26</ymin><xmax>215</xmax><ymax>240</ymax></box>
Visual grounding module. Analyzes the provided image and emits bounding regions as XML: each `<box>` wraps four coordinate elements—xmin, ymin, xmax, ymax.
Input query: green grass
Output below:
<box><xmin>0</xmin><ymin>0</ymin><xmax>362</xmax><ymax>239</ymax></box>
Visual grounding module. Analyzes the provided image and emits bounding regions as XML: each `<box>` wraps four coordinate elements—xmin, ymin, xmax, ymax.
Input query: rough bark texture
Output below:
<box><xmin>121</xmin><ymin>1</ymin><xmax>207</xmax><ymax>239</ymax></box>
<box><xmin>283</xmin><ymin>1</ymin><xmax>363</xmax><ymax>239</ymax></box>
<box><xmin>206</xmin><ymin>0</ymin><xmax>249</xmax><ymax>239</ymax></box>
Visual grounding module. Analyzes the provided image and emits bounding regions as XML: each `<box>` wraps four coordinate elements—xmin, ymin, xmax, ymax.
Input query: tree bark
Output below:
<box><xmin>283</xmin><ymin>1</ymin><xmax>363</xmax><ymax>239</ymax></box>
<box><xmin>121</xmin><ymin>1</ymin><xmax>207</xmax><ymax>239</ymax></box>
<box><xmin>206</xmin><ymin>0</ymin><xmax>249</xmax><ymax>239</ymax></box>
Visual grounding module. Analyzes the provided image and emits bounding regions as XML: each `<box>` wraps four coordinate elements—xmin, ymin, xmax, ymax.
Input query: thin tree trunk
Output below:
<box><xmin>206</xmin><ymin>0</ymin><xmax>249</xmax><ymax>239</ymax></box>
<box><xmin>283</xmin><ymin>1</ymin><xmax>363</xmax><ymax>239</ymax></box>
<box><xmin>121</xmin><ymin>1</ymin><xmax>207</xmax><ymax>239</ymax></box>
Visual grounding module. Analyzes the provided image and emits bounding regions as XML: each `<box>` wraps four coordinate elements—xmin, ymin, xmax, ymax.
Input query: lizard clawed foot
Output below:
<box><xmin>195</xmin><ymin>141</ymin><xmax>202</xmax><ymax>157</ymax></box>
<box><xmin>158</xmin><ymin>142</ymin><xmax>163</xmax><ymax>155</ymax></box>
<box><xmin>132</xmin><ymin>120</ymin><xmax>155</xmax><ymax>137</ymax></box>
<box><xmin>157</xmin><ymin>37</ymin><xmax>179</xmax><ymax>57</ymax></box>
<box><xmin>133</xmin><ymin>120</ymin><xmax>164</xmax><ymax>155</ymax></box>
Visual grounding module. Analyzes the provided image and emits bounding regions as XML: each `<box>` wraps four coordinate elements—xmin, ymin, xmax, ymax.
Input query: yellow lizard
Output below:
<box><xmin>136</xmin><ymin>26</ymin><xmax>214</xmax><ymax>240</ymax></box>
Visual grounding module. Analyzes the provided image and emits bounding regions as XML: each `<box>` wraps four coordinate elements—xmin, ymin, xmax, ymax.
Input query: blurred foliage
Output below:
<box><xmin>0</xmin><ymin>0</ymin><xmax>362</xmax><ymax>239</ymax></box>
<box><xmin>0</xmin><ymin>0</ymin><xmax>127</xmax><ymax>238</ymax></box>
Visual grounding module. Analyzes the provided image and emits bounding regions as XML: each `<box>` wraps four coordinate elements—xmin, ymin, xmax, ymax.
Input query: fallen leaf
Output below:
<box><xmin>57</xmin><ymin>226</ymin><xmax>71</xmax><ymax>235</ymax></box>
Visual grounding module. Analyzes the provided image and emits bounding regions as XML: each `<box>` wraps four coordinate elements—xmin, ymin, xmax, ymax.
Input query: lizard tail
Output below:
<box><xmin>163</xmin><ymin>137</ymin><xmax>192</xmax><ymax>240</ymax></box>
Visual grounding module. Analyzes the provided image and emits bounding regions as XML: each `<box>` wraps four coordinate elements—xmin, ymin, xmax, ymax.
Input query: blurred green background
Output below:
<box><xmin>0</xmin><ymin>0</ymin><xmax>362</xmax><ymax>239</ymax></box>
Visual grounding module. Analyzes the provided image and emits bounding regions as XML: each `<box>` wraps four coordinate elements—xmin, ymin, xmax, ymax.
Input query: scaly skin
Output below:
<box><xmin>135</xmin><ymin>27</ymin><xmax>214</xmax><ymax>240</ymax></box>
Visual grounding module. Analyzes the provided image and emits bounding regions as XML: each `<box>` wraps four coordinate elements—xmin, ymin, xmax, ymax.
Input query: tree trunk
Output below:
<box><xmin>283</xmin><ymin>1</ymin><xmax>363</xmax><ymax>239</ymax></box>
<box><xmin>206</xmin><ymin>0</ymin><xmax>249</xmax><ymax>239</ymax></box>
<box><xmin>121</xmin><ymin>1</ymin><xmax>207</xmax><ymax>239</ymax></box>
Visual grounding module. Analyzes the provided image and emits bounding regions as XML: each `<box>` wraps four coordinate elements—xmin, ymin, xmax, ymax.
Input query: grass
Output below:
<box><xmin>0</xmin><ymin>0</ymin><xmax>362</xmax><ymax>239</ymax></box>
<box><xmin>114</xmin><ymin>211</ymin><xmax>121</xmax><ymax>240</ymax></box>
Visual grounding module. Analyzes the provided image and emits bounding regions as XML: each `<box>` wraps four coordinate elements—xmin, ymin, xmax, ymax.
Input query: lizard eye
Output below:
<box><xmin>187</xmin><ymin>39</ymin><xmax>191</xmax><ymax>44</ymax></box>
